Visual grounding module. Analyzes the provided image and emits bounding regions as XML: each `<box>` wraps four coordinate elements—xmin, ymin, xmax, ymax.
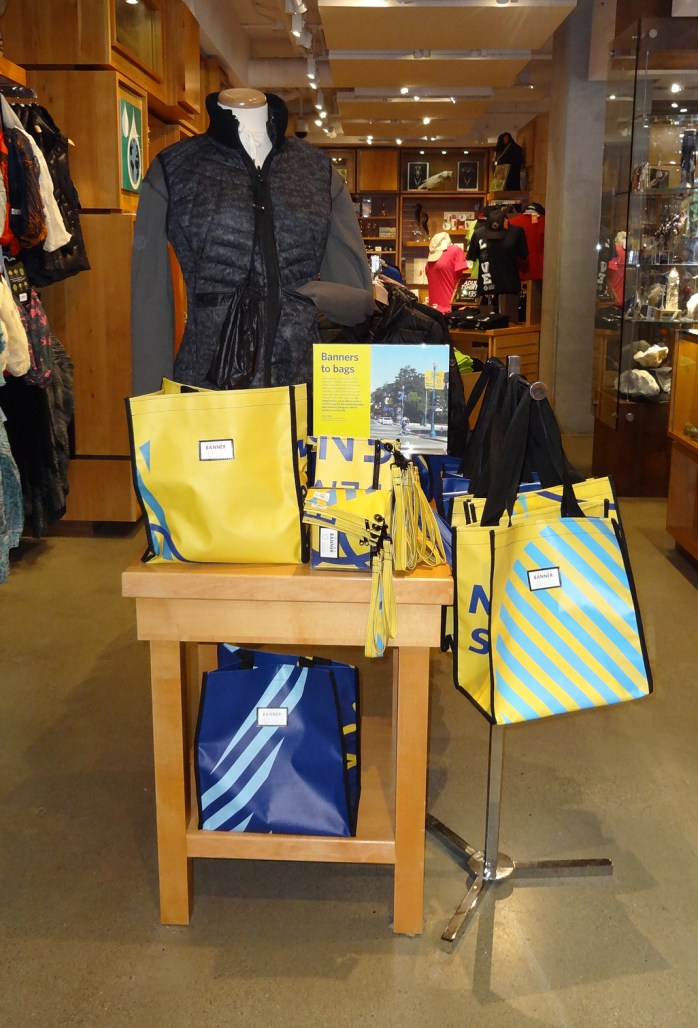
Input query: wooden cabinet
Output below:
<box><xmin>3</xmin><ymin>0</ymin><xmax>168</xmax><ymax>102</ymax></box>
<box><xmin>28</xmin><ymin>70</ymin><xmax>148</xmax><ymax>212</ymax></box>
<box><xmin>41</xmin><ymin>213</ymin><xmax>140</xmax><ymax>522</ymax></box>
<box><xmin>3</xmin><ymin>0</ymin><xmax>201</xmax><ymax>121</ymax></box>
<box><xmin>451</xmin><ymin>325</ymin><xmax>540</xmax><ymax>382</ymax></box>
<box><xmin>357</xmin><ymin>149</ymin><xmax>399</xmax><ymax>191</ymax></box>
<box><xmin>168</xmin><ymin>0</ymin><xmax>201</xmax><ymax>115</ymax></box>
<box><xmin>666</xmin><ymin>336</ymin><xmax>698</xmax><ymax>560</ymax></box>
<box><xmin>41</xmin><ymin>214</ymin><xmax>135</xmax><ymax>456</ymax></box>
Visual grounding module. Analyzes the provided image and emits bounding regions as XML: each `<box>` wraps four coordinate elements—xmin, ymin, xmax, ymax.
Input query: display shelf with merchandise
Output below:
<box><xmin>593</xmin><ymin>17</ymin><xmax>698</xmax><ymax>496</ymax></box>
<box><xmin>352</xmin><ymin>192</ymin><xmax>399</xmax><ymax>264</ymax></box>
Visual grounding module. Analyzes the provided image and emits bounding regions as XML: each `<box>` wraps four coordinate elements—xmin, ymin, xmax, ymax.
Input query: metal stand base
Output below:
<box><xmin>427</xmin><ymin>725</ymin><xmax>613</xmax><ymax>945</ymax></box>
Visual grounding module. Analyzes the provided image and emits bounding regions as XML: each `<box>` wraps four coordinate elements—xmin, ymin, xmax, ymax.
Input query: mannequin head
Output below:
<box><xmin>218</xmin><ymin>88</ymin><xmax>266</xmax><ymax>110</ymax></box>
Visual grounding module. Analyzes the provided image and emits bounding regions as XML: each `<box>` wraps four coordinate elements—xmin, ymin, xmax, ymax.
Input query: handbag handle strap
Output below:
<box><xmin>480</xmin><ymin>386</ymin><xmax>584</xmax><ymax>526</ymax></box>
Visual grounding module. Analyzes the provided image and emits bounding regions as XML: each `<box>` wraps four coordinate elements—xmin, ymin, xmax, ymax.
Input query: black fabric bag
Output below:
<box><xmin>205</xmin><ymin>274</ymin><xmax>266</xmax><ymax>389</ymax></box>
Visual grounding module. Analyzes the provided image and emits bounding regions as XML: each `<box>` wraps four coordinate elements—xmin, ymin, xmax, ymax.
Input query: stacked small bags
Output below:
<box><xmin>303</xmin><ymin>436</ymin><xmax>446</xmax><ymax>657</ymax></box>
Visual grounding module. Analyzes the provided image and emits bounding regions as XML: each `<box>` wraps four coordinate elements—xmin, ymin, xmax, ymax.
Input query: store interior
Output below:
<box><xmin>1</xmin><ymin>0</ymin><xmax>698</xmax><ymax>1023</ymax></box>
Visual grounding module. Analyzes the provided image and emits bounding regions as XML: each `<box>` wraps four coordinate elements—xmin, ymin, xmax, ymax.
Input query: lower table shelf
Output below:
<box><xmin>186</xmin><ymin>716</ymin><xmax>395</xmax><ymax>863</ymax></box>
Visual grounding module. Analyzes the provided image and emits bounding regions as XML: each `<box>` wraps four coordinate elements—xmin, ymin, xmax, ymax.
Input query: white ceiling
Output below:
<box><xmin>189</xmin><ymin>0</ymin><xmax>578</xmax><ymax>145</ymax></box>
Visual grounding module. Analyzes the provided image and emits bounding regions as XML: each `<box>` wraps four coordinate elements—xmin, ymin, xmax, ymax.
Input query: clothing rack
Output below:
<box><xmin>0</xmin><ymin>82</ymin><xmax>36</xmax><ymax>99</ymax></box>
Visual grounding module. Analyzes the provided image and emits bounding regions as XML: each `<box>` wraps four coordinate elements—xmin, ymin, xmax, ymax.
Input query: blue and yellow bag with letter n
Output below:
<box><xmin>195</xmin><ymin>646</ymin><xmax>360</xmax><ymax>837</ymax></box>
<box><xmin>126</xmin><ymin>383</ymin><xmax>308</xmax><ymax>565</ymax></box>
<box><xmin>306</xmin><ymin>436</ymin><xmax>396</xmax><ymax>572</ymax></box>
<box><xmin>453</xmin><ymin>389</ymin><xmax>652</xmax><ymax>725</ymax></box>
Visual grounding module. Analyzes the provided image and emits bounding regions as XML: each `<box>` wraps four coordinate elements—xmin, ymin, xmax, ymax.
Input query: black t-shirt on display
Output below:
<box><xmin>467</xmin><ymin>223</ymin><xmax>528</xmax><ymax>296</ymax></box>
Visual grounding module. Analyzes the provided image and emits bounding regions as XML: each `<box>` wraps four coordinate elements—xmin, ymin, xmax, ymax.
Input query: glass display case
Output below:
<box><xmin>594</xmin><ymin>18</ymin><xmax>698</xmax><ymax>495</ymax></box>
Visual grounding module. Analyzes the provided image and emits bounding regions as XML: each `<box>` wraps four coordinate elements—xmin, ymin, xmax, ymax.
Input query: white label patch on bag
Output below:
<box><xmin>528</xmin><ymin>567</ymin><xmax>562</xmax><ymax>591</ymax></box>
<box><xmin>319</xmin><ymin>527</ymin><xmax>339</xmax><ymax>558</ymax></box>
<box><xmin>199</xmin><ymin>438</ymin><xmax>234</xmax><ymax>461</ymax></box>
<box><xmin>256</xmin><ymin>707</ymin><xmax>288</xmax><ymax>728</ymax></box>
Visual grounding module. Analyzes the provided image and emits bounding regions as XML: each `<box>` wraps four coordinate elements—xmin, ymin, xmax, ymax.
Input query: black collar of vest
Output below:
<box><xmin>205</xmin><ymin>91</ymin><xmax>288</xmax><ymax>153</ymax></box>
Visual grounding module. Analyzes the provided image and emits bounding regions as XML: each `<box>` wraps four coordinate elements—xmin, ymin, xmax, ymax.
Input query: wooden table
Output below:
<box><xmin>122</xmin><ymin>559</ymin><xmax>454</xmax><ymax>935</ymax></box>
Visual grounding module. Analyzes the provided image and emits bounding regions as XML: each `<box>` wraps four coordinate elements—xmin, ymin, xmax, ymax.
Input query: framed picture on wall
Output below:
<box><xmin>457</xmin><ymin>160</ymin><xmax>480</xmax><ymax>191</ymax></box>
<box><xmin>407</xmin><ymin>161</ymin><xmax>429</xmax><ymax>190</ymax></box>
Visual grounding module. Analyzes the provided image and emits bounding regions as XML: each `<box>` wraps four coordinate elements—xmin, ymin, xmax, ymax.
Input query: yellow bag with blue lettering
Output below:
<box><xmin>453</xmin><ymin>390</ymin><xmax>652</xmax><ymax>724</ymax></box>
<box><xmin>126</xmin><ymin>383</ymin><xmax>308</xmax><ymax>564</ymax></box>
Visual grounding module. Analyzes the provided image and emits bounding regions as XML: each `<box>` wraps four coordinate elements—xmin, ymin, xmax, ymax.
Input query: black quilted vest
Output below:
<box><xmin>158</xmin><ymin>92</ymin><xmax>332</xmax><ymax>388</ymax></box>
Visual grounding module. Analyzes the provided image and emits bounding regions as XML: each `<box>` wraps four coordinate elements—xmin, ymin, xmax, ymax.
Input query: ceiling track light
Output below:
<box><xmin>306</xmin><ymin>56</ymin><xmax>316</xmax><ymax>79</ymax></box>
<box><xmin>291</xmin><ymin>13</ymin><xmax>303</xmax><ymax>37</ymax></box>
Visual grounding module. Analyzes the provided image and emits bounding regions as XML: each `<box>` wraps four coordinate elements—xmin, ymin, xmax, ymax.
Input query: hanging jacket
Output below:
<box><xmin>0</xmin><ymin>97</ymin><xmax>71</xmax><ymax>254</ymax></box>
<box><xmin>131</xmin><ymin>91</ymin><xmax>373</xmax><ymax>392</ymax></box>
<box><xmin>14</xmin><ymin>103</ymin><xmax>90</xmax><ymax>286</ymax></box>
<box><xmin>0</xmin><ymin>275</ymin><xmax>29</xmax><ymax>377</ymax></box>
<box><xmin>5</xmin><ymin>127</ymin><xmax>47</xmax><ymax>252</ymax></box>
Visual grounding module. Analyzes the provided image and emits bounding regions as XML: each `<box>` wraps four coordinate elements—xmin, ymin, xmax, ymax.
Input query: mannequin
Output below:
<box><xmin>217</xmin><ymin>88</ymin><xmax>272</xmax><ymax>168</ymax></box>
<box><xmin>131</xmin><ymin>90</ymin><xmax>373</xmax><ymax>392</ymax></box>
<box><xmin>681</xmin><ymin>130</ymin><xmax>696</xmax><ymax>189</ymax></box>
<box><xmin>606</xmin><ymin>231</ymin><xmax>627</xmax><ymax>304</ymax></box>
<box><xmin>424</xmin><ymin>231</ymin><xmax>467</xmax><ymax>313</ymax></box>
<box><xmin>493</xmin><ymin>132</ymin><xmax>524</xmax><ymax>191</ymax></box>
<box><xmin>467</xmin><ymin>208</ymin><xmax>528</xmax><ymax>321</ymax></box>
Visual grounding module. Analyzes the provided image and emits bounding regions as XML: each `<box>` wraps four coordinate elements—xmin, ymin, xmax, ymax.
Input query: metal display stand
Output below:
<box><xmin>427</xmin><ymin>723</ymin><xmax>614</xmax><ymax>944</ymax></box>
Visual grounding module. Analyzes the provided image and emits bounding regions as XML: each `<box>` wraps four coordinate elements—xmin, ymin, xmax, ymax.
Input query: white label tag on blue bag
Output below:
<box><xmin>199</xmin><ymin>438</ymin><xmax>234</xmax><ymax>461</ymax></box>
<box><xmin>319</xmin><ymin>527</ymin><xmax>339</xmax><ymax>558</ymax></box>
<box><xmin>257</xmin><ymin>707</ymin><xmax>288</xmax><ymax>727</ymax></box>
<box><xmin>528</xmin><ymin>567</ymin><xmax>561</xmax><ymax>591</ymax></box>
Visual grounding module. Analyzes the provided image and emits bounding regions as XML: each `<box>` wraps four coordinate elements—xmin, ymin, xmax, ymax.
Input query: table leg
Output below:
<box><xmin>392</xmin><ymin>645</ymin><xmax>431</xmax><ymax>934</ymax></box>
<box><xmin>149</xmin><ymin>639</ymin><xmax>194</xmax><ymax>925</ymax></box>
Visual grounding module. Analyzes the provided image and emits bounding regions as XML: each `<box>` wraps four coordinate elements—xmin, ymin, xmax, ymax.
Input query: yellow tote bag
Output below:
<box><xmin>127</xmin><ymin>383</ymin><xmax>308</xmax><ymax>564</ymax></box>
<box><xmin>453</xmin><ymin>512</ymin><xmax>653</xmax><ymax>725</ymax></box>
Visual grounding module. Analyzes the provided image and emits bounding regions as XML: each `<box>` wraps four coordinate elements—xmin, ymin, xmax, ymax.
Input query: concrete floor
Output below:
<box><xmin>1</xmin><ymin>498</ymin><xmax>696</xmax><ymax>1027</ymax></box>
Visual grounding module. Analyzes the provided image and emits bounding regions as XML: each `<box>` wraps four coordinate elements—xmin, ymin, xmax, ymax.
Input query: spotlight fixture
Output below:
<box><xmin>419</xmin><ymin>149</ymin><xmax>425</xmax><ymax>155</ymax></box>
<box><xmin>126</xmin><ymin>0</ymin><xmax>139</xmax><ymax>5</ymax></box>
<box><xmin>414</xmin><ymin>95</ymin><xmax>421</xmax><ymax>102</ymax></box>
<box><xmin>463</xmin><ymin>149</ymin><xmax>469</xmax><ymax>154</ymax></box>
<box><xmin>306</xmin><ymin>57</ymin><xmax>316</xmax><ymax>79</ymax></box>
<box><xmin>400</xmin><ymin>86</ymin><xmax>409</xmax><ymax>95</ymax></box>
<box><xmin>396</xmin><ymin>138</ymin><xmax>403</xmax><ymax>145</ymax></box>
<box><xmin>672</xmin><ymin>102</ymin><xmax>679</xmax><ymax>109</ymax></box>
<box><xmin>314</xmin><ymin>118</ymin><xmax>322</xmax><ymax>126</ymax></box>
<box><xmin>298</xmin><ymin>30</ymin><xmax>312</xmax><ymax>48</ymax></box>
<box><xmin>309</xmin><ymin>80</ymin><xmax>317</xmax><ymax>90</ymax></box>
<box><xmin>441</xmin><ymin>149</ymin><xmax>447</xmax><ymax>155</ymax></box>
<box><xmin>671</xmin><ymin>82</ymin><xmax>682</xmax><ymax>93</ymax></box>
<box><xmin>315</xmin><ymin>90</ymin><xmax>324</xmax><ymax>109</ymax></box>
<box><xmin>681</xmin><ymin>107</ymin><xmax>688</xmax><ymax>113</ymax></box>
<box><xmin>423</xmin><ymin>116</ymin><xmax>431</xmax><ymax>124</ymax></box>
<box><xmin>608</xmin><ymin>94</ymin><xmax>616</xmax><ymax>100</ymax></box>
<box><xmin>291</xmin><ymin>13</ymin><xmax>303</xmax><ymax>37</ymax></box>
<box><xmin>320</xmin><ymin>109</ymin><xmax>327</xmax><ymax>119</ymax></box>
<box><xmin>367</xmin><ymin>136</ymin><xmax>373</xmax><ymax>145</ymax></box>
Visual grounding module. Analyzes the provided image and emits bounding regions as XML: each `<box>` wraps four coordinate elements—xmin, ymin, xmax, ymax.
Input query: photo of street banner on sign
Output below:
<box><xmin>313</xmin><ymin>343</ymin><xmax>450</xmax><ymax>455</ymax></box>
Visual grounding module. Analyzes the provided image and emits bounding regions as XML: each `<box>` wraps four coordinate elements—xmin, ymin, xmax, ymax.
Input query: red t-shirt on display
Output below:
<box><xmin>425</xmin><ymin>245</ymin><xmax>467</xmax><ymax>312</ymax></box>
<box><xmin>510</xmin><ymin>212</ymin><xmax>545</xmax><ymax>281</ymax></box>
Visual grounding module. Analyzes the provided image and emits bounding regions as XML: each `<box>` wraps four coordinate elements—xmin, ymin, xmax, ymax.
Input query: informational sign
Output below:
<box><xmin>120</xmin><ymin>97</ymin><xmax>143</xmax><ymax>193</ymax></box>
<box><xmin>313</xmin><ymin>343</ymin><xmax>450</xmax><ymax>455</ymax></box>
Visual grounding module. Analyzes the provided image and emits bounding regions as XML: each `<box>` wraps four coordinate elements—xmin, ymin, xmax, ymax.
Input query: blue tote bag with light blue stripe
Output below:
<box><xmin>195</xmin><ymin>651</ymin><xmax>360</xmax><ymax>836</ymax></box>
